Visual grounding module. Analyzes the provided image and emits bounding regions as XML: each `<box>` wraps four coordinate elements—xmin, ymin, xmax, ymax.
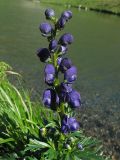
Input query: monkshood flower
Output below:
<box><xmin>37</xmin><ymin>48</ymin><xmax>50</xmax><ymax>62</ymax></box>
<box><xmin>60</xmin><ymin>83</ymin><xmax>72</xmax><ymax>93</ymax></box>
<box><xmin>77</xmin><ymin>143</ymin><xmax>83</xmax><ymax>150</ymax></box>
<box><xmin>39</xmin><ymin>22</ymin><xmax>52</xmax><ymax>36</ymax></box>
<box><xmin>61</xmin><ymin>115</ymin><xmax>80</xmax><ymax>133</ymax></box>
<box><xmin>61</xmin><ymin>10</ymin><xmax>72</xmax><ymax>21</ymax></box>
<box><xmin>57</xmin><ymin>17</ymin><xmax>66</xmax><ymax>29</ymax></box>
<box><xmin>59</xmin><ymin>33</ymin><xmax>74</xmax><ymax>45</ymax></box>
<box><xmin>58</xmin><ymin>45</ymin><xmax>68</xmax><ymax>55</ymax></box>
<box><xmin>49</xmin><ymin>39</ymin><xmax>58</xmax><ymax>53</ymax></box>
<box><xmin>68</xmin><ymin>90</ymin><xmax>81</xmax><ymax>108</ymax></box>
<box><xmin>59</xmin><ymin>83</ymin><xmax>72</xmax><ymax>102</ymax></box>
<box><xmin>64</xmin><ymin>66</ymin><xmax>77</xmax><ymax>83</ymax></box>
<box><xmin>59</xmin><ymin>58</ymin><xmax>72</xmax><ymax>73</ymax></box>
<box><xmin>45</xmin><ymin>8</ymin><xmax>55</xmax><ymax>20</ymax></box>
<box><xmin>57</xmin><ymin>57</ymin><xmax>63</xmax><ymax>66</ymax></box>
<box><xmin>44</xmin><ymin>64</ymin><xmax>55</xmax><ymax>85</ymax></box>
<box><xmin>42</xmin><ymin>89</ymin><xmax>59</xmax><ymax>108</ymax></box>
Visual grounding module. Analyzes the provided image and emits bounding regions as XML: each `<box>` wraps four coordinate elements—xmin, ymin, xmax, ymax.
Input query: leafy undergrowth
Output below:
<box><xmin>0</xmin><ymin>62</ymin><xmax>110</xmax><ymax>159</ymax></box>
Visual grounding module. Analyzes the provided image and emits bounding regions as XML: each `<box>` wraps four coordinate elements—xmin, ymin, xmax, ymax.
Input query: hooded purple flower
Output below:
<box><xmin>39</xmin><ymin>23</ymin><xmax>52</xmax><ymax>36</ymax></box>
<box><xmin>64</xmin><ymin>66</ymin><xmax>77</xmax><ymax>83</ymax></box>
<box><xmin>61</xmin><ymin>10</ymin><xmax>72</xmax><ymax>21</ymax></box>
<box><xmin>44</xmin><ymin>64</ymin><xmax>55</xmax><ymax>85</ymax></box>
<box><xmin>57</xmin><ymin>17</ymin><xmax>66</xmax><ymax>29</ymax></box>
<box><xmin>59</xmin><ymin>58</ymin><xmax>72</xmax><ymax>73</ymax></box>
<box><xmin>49</xmin><ymin>39</ymin><xmax>58</xmax><ymax>53</ymax></box>
<box><xmin>43</xmin><ymin>89</ymin><xmax>59</xmax><ymax>109</ymax></box>
<box><xmin>58</xmin><ymin>45</ymin><xmax>68</xmax><ymax>55</ymax></box>
<box><xmin>45</xmin><ymin>8</ymin><xmax>55</xmax><ymax>20</ymax></box>
<box><xmin>61</xmin><ymin>115</ymin><xmax>80</xmax><ymax>133</ymax></box>
<box><xmin>59</xmin><ymin>33</ymin><xmax>74</xmax><ymax>45</ymax></box>
<box><xmin>37</xmin><ymin>48</ymin><xmax>50</xmax><ymax>62</ymax></box>
<box><xmin>68</xmin><ymin>90</ymin><xmax>81</xmax><ymax>108</ymax></box>
<box><xmin>59</xmin><ymin>83</ymin><xmax>72</xmax><ymax>102</ymax></box>
<box><xmin>57</xmin><ymin>57</ymin><xmax>63</xmax><ymax>66</ymax></box>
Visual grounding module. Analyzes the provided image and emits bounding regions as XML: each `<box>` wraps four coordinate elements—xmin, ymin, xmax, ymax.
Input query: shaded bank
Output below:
<box><xmin>40</xmin><ymin>0</ymin><xmax>120</xmax><ymax>16</ymax></box>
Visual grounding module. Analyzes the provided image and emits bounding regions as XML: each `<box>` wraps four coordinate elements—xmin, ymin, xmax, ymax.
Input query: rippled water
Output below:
<box><xmin>0</xmin><ymin>0</ymin><xmax>120</xmax><ymax>158</ymax></box>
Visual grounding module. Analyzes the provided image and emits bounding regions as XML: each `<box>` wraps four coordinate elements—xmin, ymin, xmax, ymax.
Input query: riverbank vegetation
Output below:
<box><xmin>0</xmin><ymin>62</ymin><xmax>108</xmax><ymax>159</ymax></box>
<box><xmin>40</xmin><ymin>0</ymin><xmax>120</xmax><ymax>15</ymax></box>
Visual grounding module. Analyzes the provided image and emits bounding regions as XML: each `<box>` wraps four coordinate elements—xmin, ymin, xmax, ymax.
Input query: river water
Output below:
<box><xmin>0</xmin><ymin>0</ymin><xmax>120</xmax><ymax>158</ymax></box>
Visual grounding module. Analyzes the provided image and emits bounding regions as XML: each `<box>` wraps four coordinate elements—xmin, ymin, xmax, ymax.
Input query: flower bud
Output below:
<box><xmin>59</xmin><ymin>58</ymin><xmax>72</xmax><ymax>73</ymax></box>
<box><xmin>39</xmin><ymin>22</ymin><xmax>52</xmax><ymax>36</ymax></box>
<box><xmin>37</xmin><ymin>48</ymin><xmax>50</xmax><ymax>63</ymax></box>
<box><xmin>57</xmin><ymin>57</ymin><xmax>63</xmax><ymax>66</ymax></box>
<box><xmin>61</xmin><ymin>10</ymin><xmax>72</xmax><ymax>21</ymax></box>
<box><xmin>77</xmin><ymin>143</ymin><xmax>83</xmax><ymax>150</ymax></box>
<box><xmin>58</xmin><ymin>45</ymin><xmax>68</xmax><ymax>55</ymax></box>
<box><xmin>44</xmin><ymin>64</ymin><xmax>55</xmax><ymax>85</ymax></box>
<box><xmin>45</xmin><ymin>8</ymin><xmax>55</xmax><ymax>20</ymax></box>
<box><xmin>57</xmin><ymin>17</ymin><xmax>66</xmax><ymax>29</ymax></box>
<box><xmin>60</xmin><ymin>83</ymin><xmax>72</xmax><ymax>93</ymax></box>
<box><xmin>59</xmin><ymin>33</ymin><xmax>74</xmax><ymax>45</ymax></box>
<box><xmin>64</xmin><ymin>66</ymin><xmax>77</xmax><ymax>83</ymax></box>
<box><xmin>49</xmin><ymin>39</ymin><xmax>58</xmax><ymax>53</ymax></box>
<box><xmin>65</xmin><ymin>144</ymin><xmax>71</xmax><ymax>150</ymax></box>
<box><xmin>68</xmin><ymin>90</ymin><xmax>81</xmax><ymax>108</ymax></box>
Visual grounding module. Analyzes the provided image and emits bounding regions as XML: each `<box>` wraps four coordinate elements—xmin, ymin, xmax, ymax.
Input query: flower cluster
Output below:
<box><xmin>37</xmin><ymin>9</ymin><xmax>81</xmax><ymax>134</ymax></box>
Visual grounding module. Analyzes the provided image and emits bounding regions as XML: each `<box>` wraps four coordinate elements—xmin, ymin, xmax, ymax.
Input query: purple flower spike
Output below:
<box><xmin>61</xmin><ymin>115</ymin><xmax>80</xmax><ymax>133</ymax></box>
<box><xmin>58</xmin><ymin>45</ymin><xmax>68</xmax><ymax>55</ymax></box>
<box><xmin>68</xmin><ymin>90</ymin><xmax>81</xmax><ymax>108</ymax></box>
<box><xmin>45</xmin><ymin>8</ymin><xmax>55</xmax><ymax>20</ymax></box>
<box><xmin>60</xmin><ymin>58</ymin><xmax>72</xmax><ymax>73</ymax></box>
<box><xmin>59</xmin><ymin>33</ymin><xmax>74</xmax><ymax>45</ymax></box>
<box><xmin>57</xmin><ymin>17</ymin><xmax>66</xmax><ymax>29</ymax></box>
<box><xmin>37</xmin><ymin>48</ymin><xmax>50</xmax><ymax>62</ymax></box>
<box><xmin>39</xmin><ymin>23</ymin><xmax>52</xmax><ymax>35</ymax></box>
<box><xmin>44</xmin><ymin>64</ymin><xmax>55</xmax><ymax>85</ymax></box>
<box><xmin>49</xmin><ymin>39</ymin><xmax>58</xmax><ymax>53</ymax></box>
<box><xmin>43</xmin><ymin>89</ymin><xmax>59</xmax><ymax>109</ymax></box>
<box><xmin>61</xmin><ymin>10</ymin><xmax>72</xmax><ymax>21</ymax></box>
<box><xmin>64</xmin><ymin>66</ymin><xmax>77</xmax><ymax>83</ymax></box>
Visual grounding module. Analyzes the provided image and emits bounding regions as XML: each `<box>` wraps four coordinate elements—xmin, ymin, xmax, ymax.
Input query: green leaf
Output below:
<box><xmin>0</xmin><ymin>138</ymin><xmax>14</xmax><ymax>144</ymax></box>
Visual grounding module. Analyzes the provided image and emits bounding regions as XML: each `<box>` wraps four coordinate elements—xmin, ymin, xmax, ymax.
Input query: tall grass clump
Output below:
<box><xmin>0</xmin><ymin>9</ymin><xmax>110</xmax><ymax>159</ymax></box>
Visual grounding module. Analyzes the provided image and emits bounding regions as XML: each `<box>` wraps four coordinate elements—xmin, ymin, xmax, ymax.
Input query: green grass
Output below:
<box><xmin>40</xmin><ymin>0</ymin><xmax>120</xmax><ymax>14</ymax></box>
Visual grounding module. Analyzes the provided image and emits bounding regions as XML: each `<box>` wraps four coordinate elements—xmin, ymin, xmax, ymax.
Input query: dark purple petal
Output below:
<box><xmin>68</xmin><ymin>90</ymin><xmax>81</xmax><ymax>108</ymax></box>
<box><xmin>44</xmin><ymin>64</ymin><xmax>55</xmax><ymax>74</ymax></box>
<box><xmin>45</xmin><ymin>8</ymin><xmax>55</xmax><ymax>20</ymax></box>
<box><xmin>60</xmin><ymin>58</ymin><xmax>72</xmax><ymax>73</ymax></box>
<box><xmin>59</xmin><ymin>33</ymin><xmax>74</xmax><ymax>45</ymax></box>
<box><xmin>39</xmin><ymin>23</ymin><xmax>52</xmax><ymax>35</ymax></box>
<box><xmin>61</xmin><ymin>116</ymin><xmax>80</xmax><ymax>133</ymax></box>
<box><xmin>37</xmin><ymin>48</ymin><xmax>50</xmax><ymax>62</ymax></box>
<box><xmin>61</xmin><ymin>10</ymin><xmax>72</xmax><ymax>21</ymax></box>
<box><xmin>58</xmin><ymin>45</ymin><xmax>68</xmax><ymax>55</ymax></box>
<box><xmin>57</xmin><ymin>17</ymin><xmax>66</xmax><ymax>29</ymax></box>
<box><xmin>57</xmin><ymin>57</ymin><xmax>63</xmax><ymax>66</ymax></box>
<box><xmin>44</xmin><ymin>64</ymin><xmax>55</xmax><ymax>85</ymax></box>
<box><xmin>42</xmin><ymin>89</ymin><xmax>52</xmax><ymax>107</ymax></box>
<box><xmin>49</xmin><ymin>39</ymin><xmax>58</xmax><ymax>52</ymax></box>
<box><xmin>70</xmin><ymin>121</ymin><xmax>80</xmax><ymax>131</ymax></box>
<box><xmin>42</xmin><ymin>89</ymin><xmax>59</xmax><ymax>109</ymax></box>
<box><xmin>60</xmin><ymin>83</ymin><xmax>72</xmax><ymax>93</ymax></box>
<box><xmin>64</xmin><ymin>66</ymin><xmax>77</xmax><ymax>83</ymax></box>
